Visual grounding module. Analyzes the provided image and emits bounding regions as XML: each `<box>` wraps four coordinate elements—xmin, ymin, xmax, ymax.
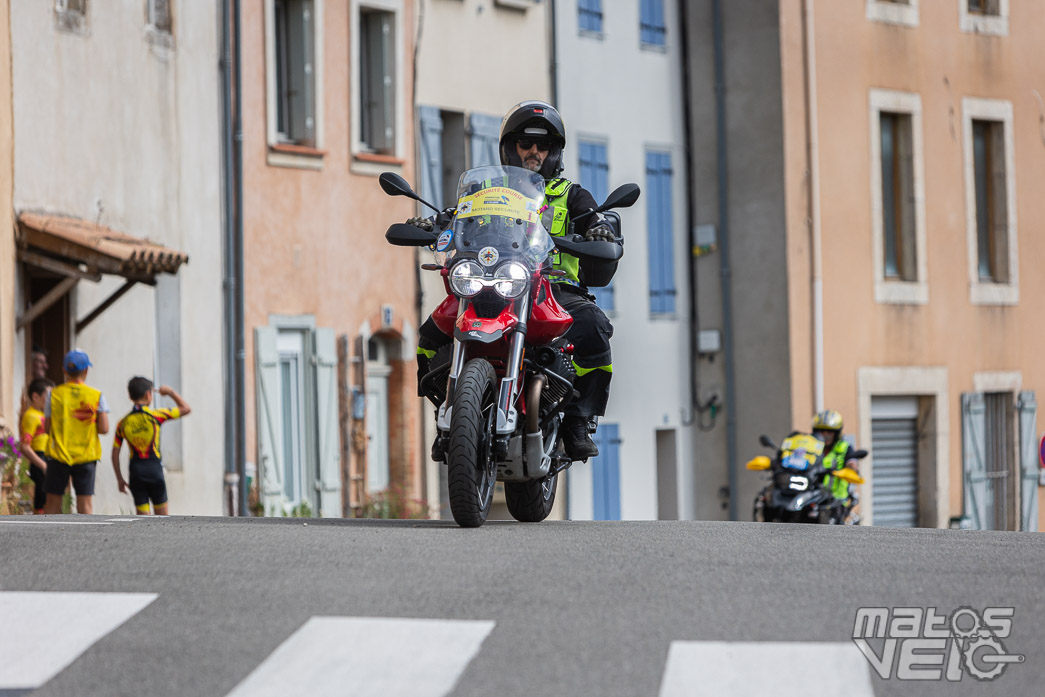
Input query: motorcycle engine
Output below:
<box><xmin>534</xmin><ymin>345</ymin><xmax>576</xmax><ymax>415</ymax></box>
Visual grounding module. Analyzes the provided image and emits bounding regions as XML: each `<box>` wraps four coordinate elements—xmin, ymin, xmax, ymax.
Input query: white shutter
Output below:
<box><xmin>255</xmin><ymin>327</ymin><xmax>284</xmax><ymax>516</ymax></box>
<box><xmin>314</xmin><ymin>328</ymin><xmax>342</xmax><ymax>518</ymax></box>
<box><xmin>962</xmin><ymin>392</ymin><xmax>989</xmax><ymax>530</ymax></box>
<box><xmin>418</xmin><ymin>106</ymin><xmax>444</xmax><ymax>207</ymax></box>
<box><xmin>1017</xmin><ymin>391</ymin><xmax>1038</xmax><ymax>531</ymax></box>
<box><xmin>469</xmin><ymin>112</ymin><xmax>502</xmax><ymax>167</ymax></box>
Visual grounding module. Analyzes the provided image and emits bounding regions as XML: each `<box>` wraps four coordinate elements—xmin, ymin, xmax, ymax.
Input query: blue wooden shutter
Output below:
<box><xmin>646</xmin><ymin>151</ymin><xmax>676</xmax><ymax>314</ymax></box>
<box><xmin>962</xmin><ymin>392</ymin><xmax>989</xmax><ymax>530</ymax></box>
<box><xmin>1017</xmin><ymin>391</ymin><xmax>1038</xmax><ymax>531</ymax></box>
<box><xmin>592</xmin><ymin>423</ymin><xmax>621</xmax><ymax>520</ymax></box>
<box><xmin>579</xmin><ymin>0</ymin><xmax>603</xmax><ymax>33</ymax></box>
<box><xmin>418</xmin><ymin>106</ymin><xmax>444</xmax><ymax>208</ymax></box>
<box><xmin>469</xmin><ymin>112</ymin><xmax>502</xmax><ymax>168</ymax></box>
<box><xmin>578</xmin><ymin>141</ymin><xmax>614</xmax><ymax>310</ymax></box>
<box><xmin>641</xmin><ymin>0</ymin><xmax>666</xmax><ymax>46</ymax></box>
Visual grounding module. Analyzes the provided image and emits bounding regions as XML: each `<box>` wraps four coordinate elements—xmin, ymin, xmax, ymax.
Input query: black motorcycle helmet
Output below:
<box><xmin>498</xmin><ymin>101</ymin><xmax>566</xmax><ymax>179</ymax></box>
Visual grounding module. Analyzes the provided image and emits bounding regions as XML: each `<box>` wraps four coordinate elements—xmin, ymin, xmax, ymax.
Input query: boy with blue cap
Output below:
<box><xmin>43</xmin><ymin>349</ymin><xmax>110</xmax><ymax>514</ymax></box>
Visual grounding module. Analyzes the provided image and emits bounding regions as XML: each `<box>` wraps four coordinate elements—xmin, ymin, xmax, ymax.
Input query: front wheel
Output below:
<box><xmin>447</xmin><ymin>359</ymin><xmax>498</xmax><ymax>527</ymax></box>
<box><xmin>505</xmin><ymin>473</ymin><xmax>558</xmax><ymax>522</ymax></box>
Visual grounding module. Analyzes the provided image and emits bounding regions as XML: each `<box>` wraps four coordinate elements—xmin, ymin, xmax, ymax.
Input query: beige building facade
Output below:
<box><xmin>688</xmin><ymin>0</ymin><xmax>1043</xmax><ymax>529</ymax></box>
<box><xmin>0</xmin><ymin>0</ymin><xmax>13</xmax><ymax>428</ymax></box>
<box><xmin>241</xmin><ymin>0</ymin><xmax>422</xmax><ymax>517</ymax></box>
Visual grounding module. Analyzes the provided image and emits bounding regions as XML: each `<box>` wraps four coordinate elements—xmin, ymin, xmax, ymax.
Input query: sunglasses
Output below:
<box><xmin>516</xmin><ymin>138</ymin><xmax>552</xmax><ymax>152</ymax></box>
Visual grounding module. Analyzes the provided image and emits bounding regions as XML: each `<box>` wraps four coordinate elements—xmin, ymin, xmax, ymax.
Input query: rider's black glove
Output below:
<box><xmin>434</xmin><ymin>207</ymin><xmax>456</xmax><ymax>230</ymax></box>
<box><xmin>406</xmin><ymin>216</ymin><xmax>434</xmax><ymax>232</ymax></box>
<box><xmin>583</xmin><ymin>223</ymin><xmax>616</xmax><ymax>243</ymax></box>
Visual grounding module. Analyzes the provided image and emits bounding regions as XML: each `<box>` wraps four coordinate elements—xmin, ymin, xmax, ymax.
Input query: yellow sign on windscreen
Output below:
<box><xmin>456</xmin><ymin>186</ymin><xmax>540</xmax><ymax>224</ymax></box>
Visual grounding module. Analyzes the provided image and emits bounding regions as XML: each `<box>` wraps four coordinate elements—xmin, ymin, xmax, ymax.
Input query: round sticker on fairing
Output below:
<box><xmin>478</xmin><ymin>246</ymin><xmax>500</xmax><ymax>267</ymax></box>
<box><xmin>436</xmin><ymin>231</ymin><xmax>453</xmax><ymax>252</ymax></box>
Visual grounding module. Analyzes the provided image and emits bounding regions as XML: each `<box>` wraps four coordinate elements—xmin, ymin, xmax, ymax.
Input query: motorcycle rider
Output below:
<box><xmin>412</xmin><ymin>100</ymin><xmax>618</xmax><ymax>460</ymax></box>
<box><xmin>812</xmin><ymin>409</ymin><xmax>860</xmax><ymax>507</ymax></box>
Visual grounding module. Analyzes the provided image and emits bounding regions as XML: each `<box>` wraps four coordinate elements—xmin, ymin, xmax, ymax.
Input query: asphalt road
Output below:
<box><xmin>1</xmin><ymin>516</ymin><xmax>1043</xmax><ymax>697</ymax></box>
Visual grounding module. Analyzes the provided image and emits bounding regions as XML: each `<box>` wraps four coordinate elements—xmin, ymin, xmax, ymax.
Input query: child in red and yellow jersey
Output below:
<box><xmin>19</xmin><ymin>378</ymin><xmax>54</xmax><ymax>513</ymax></box>
<box><xmin>44</xmin><ymin>349</ymin><xmax>110</xmax><ymax>514</ymax></box>
<box><xmin>112</xmin><ymin>377</ymin><xmax>191</xmax><ymax>515</ymax></box>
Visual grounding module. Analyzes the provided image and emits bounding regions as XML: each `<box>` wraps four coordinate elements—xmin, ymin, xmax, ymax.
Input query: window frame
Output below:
<box><xmin>961</xmin><ymin>97</ymin><xmax>1018</xmax><ymax>305</ymax></box>
<box><xmin>868</xmin><ymin>89</ymin><xmax>927</xmax><ymax>305</ymax></box>
<box><xmin>265</xmin><ymin>0</ymin><xmax>326</xmax><ymax>170</ymax></box>
<box><xmin>350</xmin><ymin>0</ymin><xmax>405</xmax><ymax>176</ymax></box>
<box><xmin>55</xmin><ymin>0</ymin><xmax>89</xmax><ymax>34</ymax></box>
<box><xmin>865</xmin><ymin>0</ymin><xmax>919</xmax><ymax>27</ymax></box>
<box><xmin>960</xmin><ymin>0</ymin><xmax>1009</xmax><ymax>36</ymax></box>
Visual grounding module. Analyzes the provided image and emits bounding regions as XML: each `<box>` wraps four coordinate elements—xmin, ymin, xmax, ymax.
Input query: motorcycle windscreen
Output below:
<box><xmin>778</xmin><ymin>433</ymin><xmax>825</xmax><ymax>471</ymax></box>
<box><xmin>434</xmin><ymin>165</ymin><xmax>556</xmax><ymax>269</ymax></box>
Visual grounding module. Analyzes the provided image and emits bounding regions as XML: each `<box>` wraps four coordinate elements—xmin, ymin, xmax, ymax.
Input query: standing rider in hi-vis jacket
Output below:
<box><xmin>412</xmin><ymin>100</ymin><xmax>619</xmax><ymax>460</ymax></box>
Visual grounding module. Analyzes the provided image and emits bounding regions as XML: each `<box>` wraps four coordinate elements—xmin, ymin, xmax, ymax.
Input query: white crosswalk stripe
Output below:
<box><xmin>223</xmin><ymin>616</ymin><xmax>496</xmax><ymax>697</ymax></box>
<box><xmin>658</xmin><ymin>641</ymin><xmax>875</xmax><ymax>697</ymax></box>
<box><xmin>0</xmin><ymin>591</ymin><xmax>157</xmax><ymax>693</ymax></box>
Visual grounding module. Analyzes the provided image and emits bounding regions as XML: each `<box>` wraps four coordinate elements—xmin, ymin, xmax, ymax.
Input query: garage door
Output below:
<box><xmin>871</xmin><ymin>397</ymin><xmax>919</xmax><ymax>527</ymax></box>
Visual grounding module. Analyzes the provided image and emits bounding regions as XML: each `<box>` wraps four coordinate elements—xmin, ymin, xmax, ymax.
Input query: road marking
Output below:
<box><xmin>224</xmin><ymin>616</ymin><xmax>495</xmax><ymax>697</ymax></box>
<box><xmin>658</xmin><ymin>641</ymin><xmax>875</xmax><ymax>697</ymax></box>
<box><xmin>0</xmin><ymin>591</ymin><xmax>157</xmax><ymax>693</ymax></box>
<box><xmin>0</xmin><ymin>517</ymin><xmax>143</xmax><ymax>526</ymax></box>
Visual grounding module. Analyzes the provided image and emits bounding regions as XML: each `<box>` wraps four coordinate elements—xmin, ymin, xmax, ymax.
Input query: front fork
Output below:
<box><xmin>436</xmin><ymin>295</ymin><xmax>531</xmax><ymax>441</ymax></box>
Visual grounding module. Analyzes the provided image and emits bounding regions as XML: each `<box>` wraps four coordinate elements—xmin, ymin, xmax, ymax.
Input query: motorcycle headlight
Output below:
<box><xmin>493</xmin><ymin>262</ymin><xmax>529</xmax><ymax>298</ymax></box>
<box><xmin>450</xmin><ymin>260</ymin><xmax>485</xmax><ymax>297</ymax></box>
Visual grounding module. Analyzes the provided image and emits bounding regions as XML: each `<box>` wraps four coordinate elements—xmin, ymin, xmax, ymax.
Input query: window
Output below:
<box><xmin>866</xmin><ymin>0</ymin><xmax>919</xmax><ymax>27</ymax></box>
<box><xmin>646</xmin><ymin>150</ymin><xmax>676</xmax><ymax>315</ymax></box>
<box><xmin>640</xmin><ymin>0</ymin><xmax>666</xmax><ymax>46</ymax></box>
<box><xmin>55</xmin><ymin>0</ymin><xmax>88</xmax><ymax>33</ymax></box>
<box><xmin>962</xmin><ymin>98</ymin><xmax>1017</xmax><ymax>304</ymax></box>
<box><xmin>147</xmin><ymin>0</ymin><xmax>172</xmax><ymax>32</ymax></box>
<box><xmin>274</xmin><ymin>0</ymin><xmax>316</xmax><ymax>146</ymax></box>
<box><xmin>360</xmin><ymin>7</ymin><xmax>396</xmax><ymax>154</ymax></box>
<box><xmin>578</xmin><ymin>141</ymin><xmax>613</xmax><ymax>310</ymax></box>
<box><xmin>869</xmin><ymin>89</ymin><xmax>927</xmax><ymax>304</ymax></box>
<box><xmin>879</xmin><ymin>113</ymin><xmax>916</xmax><ymax>281</ymax></box>
<box><xmin>960</xmin><ymin>0</ymin><xmax>1009</xmax><ymax>36</ymax></box>
<box><xmin>579</xmin><ymin>0</ymin><xmax>603</xmax><ymax>34</ymax></box>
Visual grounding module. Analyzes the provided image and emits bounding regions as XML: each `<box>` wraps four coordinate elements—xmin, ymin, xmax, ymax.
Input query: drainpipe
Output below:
<box><xmin>677</xmin><ymin>0</ymin><xmax>699</xmax><ymax>424</ymax></box>
<box><xmin>233</xmin><ymin>0</ymin><xmax>248</xmax><ymax>516</ymax></box>
<box><xmin>802</xmin><ymin>0</ymin><xmax>824</xmax><ymax>411</ymax></box>
<box><xmin>221</xmin><ymin>0</ymin><xmax>236</xmax><ymax>515</ymax></box>
<box><xmin>549</xmin><ymin>0</ymin><xmax>558</xmax><ymax>105</ymax></box>
<box><xmin>711</xmin><ymin>0</ymin><xmax>739</xmax><ymax>520</ymax></box>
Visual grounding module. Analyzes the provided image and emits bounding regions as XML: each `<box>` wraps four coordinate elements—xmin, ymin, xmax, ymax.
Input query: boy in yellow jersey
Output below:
<box><xmin>43</xmin><ymin>349</ymin><xmax>110</xmax><ymax>514</ymax></box>
<box><xmin>112</xmin><ymin>377</ymin><xmax>191</xmax><ymax>515</ymax></box>
<box><xmin>19</xmin><ymin>377</ymin><xmax>54</xmax><ymax>513</ymax></box>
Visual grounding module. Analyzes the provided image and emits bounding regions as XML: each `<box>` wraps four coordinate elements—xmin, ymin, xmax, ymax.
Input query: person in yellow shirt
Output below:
<box><xmin>44</xmin><ymin>349</ymin><xmax>110</xmax><ymax>514</ymax></box>
<box><xmin>112</xmin><ymin>377</ymin><xmax>191</xmax><ymax>515</ymax></box>
<box><xmin>19</xmin><ymin>377</ymin><xmax>54</xmax><ymax>514</ymax></box>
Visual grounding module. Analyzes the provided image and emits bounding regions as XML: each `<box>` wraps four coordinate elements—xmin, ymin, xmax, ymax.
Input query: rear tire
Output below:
<box><xmin>447</xmin><ymin>359</ymin><xmax>498</xmax><ymax>528</ymax></box>
<box><xmin>505</xmin><ymin>473</ymin><xmax>558</xmax><ymax>522</ymax></box>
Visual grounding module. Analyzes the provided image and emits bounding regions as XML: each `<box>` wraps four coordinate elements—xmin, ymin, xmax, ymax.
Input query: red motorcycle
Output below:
<box><xmin>380</xmin><ymin>165</ymin><xmax>638</xmax><ymax>527</ymax></box>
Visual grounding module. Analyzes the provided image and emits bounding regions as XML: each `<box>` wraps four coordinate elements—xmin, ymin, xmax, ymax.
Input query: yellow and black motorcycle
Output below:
<box><xmin>746</xmin><ymin>432</ymin><xmax>866</xmax><ymax>524</ymax></box>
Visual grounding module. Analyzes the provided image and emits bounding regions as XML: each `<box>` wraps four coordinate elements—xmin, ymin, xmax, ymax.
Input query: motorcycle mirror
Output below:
<box><xmin>384</xmin><ymin>223</ymin><xmax>438</xmax><ymax>247</ymax></box>
<box><xmin>598</xmin><ymin>183</ymin><xmax>641</xmax><ymax>212</ymax></box>
<box><xmin>852</xmin><ymin>449</ymin><xmax>869</xmax><ymax>460</ymax></box>
<box><xmin>378</xmin><ymin>172</ymin><xmax>441</xmax><ymax>213</ymax></box>
<box><xmin>745</xmin><ymin>456</ymin><xmax>772</xmax><ymax>471</ymax></box>
<box><xmin>759</xmin><ymin>434</ymin><xmax>777</xmax><ymax>450</ymax></box>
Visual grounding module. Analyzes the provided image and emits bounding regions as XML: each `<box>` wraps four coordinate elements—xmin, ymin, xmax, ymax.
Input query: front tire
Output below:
<box><xmin>505</xmin><ymin>473</ymin><xmax>558</xmax><ymax>522</ymax></box>
<box><xmin>447</xmin><ymin>359</ymin><xmax>498</xmax><ymax>528</ymax></box>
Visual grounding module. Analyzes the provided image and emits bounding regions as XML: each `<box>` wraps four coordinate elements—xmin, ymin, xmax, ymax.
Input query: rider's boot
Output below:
<box><xmin>562</xmin><ymin>415</ymin><xmax>599</xmax><ymax>460</ymax></box>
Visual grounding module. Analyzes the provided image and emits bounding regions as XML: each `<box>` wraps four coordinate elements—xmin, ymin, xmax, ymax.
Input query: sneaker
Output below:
<box><xmin>562</xmin><ymin>416</ymin><xmax>599</xmax><ymax>460</ymax></box>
